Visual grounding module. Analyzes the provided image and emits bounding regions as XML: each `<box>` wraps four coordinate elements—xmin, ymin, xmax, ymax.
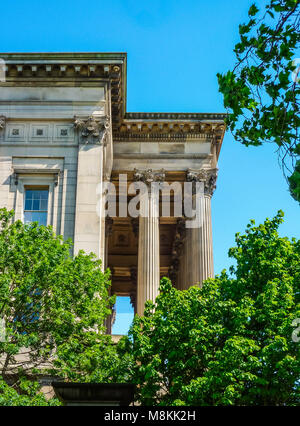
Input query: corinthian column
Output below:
<box><xmin>134</xmin><ymin>169</ymin><xmax>165</xmax><ymax>315</ymax></box>
<box><xmin>185</xmin><ymin>169</ymin><xmax>217</xmax><ymax>287</ymax></box>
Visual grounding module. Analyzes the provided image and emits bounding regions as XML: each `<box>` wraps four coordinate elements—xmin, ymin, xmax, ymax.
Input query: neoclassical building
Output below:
<box><xmin>0</xmin><ymin>53</ymin><xmax>225</xmax><ymax>329</ymax></box>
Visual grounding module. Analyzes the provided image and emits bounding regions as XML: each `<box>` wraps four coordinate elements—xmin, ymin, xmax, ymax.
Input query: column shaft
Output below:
<box><xmin>190</xmin><ymin>194</ymin><xmax>214</xmax><ymax>286</ymax></box>
<box><xmin>137</xmin><ymin>189</ymin><xmax>160</xmax><ymax>315</ymax></box>
<box><xmin>74</xmin><ymin>144</ymin><xmax>104</xmax><ymax>259</ymax></box>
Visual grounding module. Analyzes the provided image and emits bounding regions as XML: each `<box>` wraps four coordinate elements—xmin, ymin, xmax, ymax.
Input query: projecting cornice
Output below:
<box><xmin>125</xmin><ymin>112</ymin><xmax>226</xmax><ymax>120</ymax></box>
<box><xmin>0</xmin><ymin>53</ymin><xmax>226</xmax><ymax>153</ymax></box>
<box><xmin>114</xmin><ymin>115</ymin><xmax>226</xmax><ymax>156</ymax></box>
<box><xmin>0</xmin><ymin>52</ymin><xmax>127</xmax><ymax>128</ymax></box>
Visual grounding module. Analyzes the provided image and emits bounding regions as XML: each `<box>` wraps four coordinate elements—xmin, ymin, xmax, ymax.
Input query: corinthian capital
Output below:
<box><xmin>74</xmin><ymin>115</ymin><xmax>110</xmax><ymax>145</ymax></box>
<box><xmin>0</xmin><ymin>116</ymin><xmax>6</xmax><ymax>130</ymax></box>
<box><xmin>186</xmin><ymin>168</ymin><xmax>218</xmax><ymax>197</ymax></box>
<box><xmin>133</xmin><ymin>168</ymin><xmax>165</xmax><ymax>187</ymax></box>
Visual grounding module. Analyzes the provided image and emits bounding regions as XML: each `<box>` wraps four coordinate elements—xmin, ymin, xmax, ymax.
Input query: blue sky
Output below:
<box><xmin>1</xmin><ymin>0</ymin><xmax>299</xmax><ymax>334</ymax></box>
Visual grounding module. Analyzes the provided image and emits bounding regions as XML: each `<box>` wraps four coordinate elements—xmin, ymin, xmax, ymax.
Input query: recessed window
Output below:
<box><xmin>36</xmin><ymin>129</ymin><xmax>43</xmax><ymax>136</ymax></box>
<box><xmin>12</xmin><ymin>129</ymin><xmax>20</xmax><ymax>135</ymax></box>
<box><xmin>24</xmin><ymin>188</ymin><xmax>49</xmax><ymax>226</ymax></box>
<box><xmin>60</xmin><ymin>129</ymin><xmax>68</xmax><ymax>136</ymax></box>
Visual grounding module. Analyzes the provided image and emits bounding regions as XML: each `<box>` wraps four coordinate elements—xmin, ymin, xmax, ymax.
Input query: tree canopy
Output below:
<box><xmin>0</xmin><ymin>208</ymin><xmax>115</xmax><ymax>405</ymax></box>
<box><xmin>217</xmin><ymin>0</ymin><xmax>300</xmax><ymax>201</ymax></box>
<box><xmin>122</xmin><ymin>211</ymin><xmax>300</xmax><ymax>405</ymax></box>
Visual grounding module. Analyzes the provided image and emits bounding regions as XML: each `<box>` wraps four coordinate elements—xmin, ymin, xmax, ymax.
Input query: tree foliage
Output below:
<box><xmin>217</xmin><ymin>0</ymin><xmax>300</xmax><ymax>201</ymax></box>
<box><xmin>121</xmin><ymin>211</ymin><xmax>300</xmax><ymax>405</ymax></box>
<box><xmin>0</xmin><ymin>208</ymin><xmax>116</xmax><ymax>405</ymax></box>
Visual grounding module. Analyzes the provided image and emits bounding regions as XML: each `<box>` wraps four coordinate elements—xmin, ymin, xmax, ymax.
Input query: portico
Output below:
<box><xmin>0</xmin><ymin>52</ymin><xmax>225</xmax><ymax>326</ymax></box>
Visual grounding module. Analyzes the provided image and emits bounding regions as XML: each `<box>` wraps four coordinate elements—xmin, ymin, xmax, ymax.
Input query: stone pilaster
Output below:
<box><xmin>185</xmin><ymin>169</ymin><xmax>217</xmax><ymax>287</ymax></box>
<box><xmin>73</xmin><ymin>116</ymin><xmax>110</xmax><ymax>262</ymax></box>
<box><xmin>134</xmin><ymin>169</ymin><xmax>165</xmax><ymax>315</ymax></box>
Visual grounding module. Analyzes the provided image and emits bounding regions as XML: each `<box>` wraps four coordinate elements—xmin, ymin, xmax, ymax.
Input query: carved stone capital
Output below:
<box><xmin>186</xmin><ymin>168</ymin><xmax>218</xmax><ymax>197</ymax></box>
<box><xmin>0</xmin><ymin>116</ymin><xmax>6</xmax><ymax>131</ymax></box>
<box><xmin>74</xmin><ymin>115</ymin><xmax>110</xmax><ymax>145</ymax></box>
<box><xmin>133</xmin><ymin>168</ymin><xmax>165</xmax><ymax>187</ymax></box>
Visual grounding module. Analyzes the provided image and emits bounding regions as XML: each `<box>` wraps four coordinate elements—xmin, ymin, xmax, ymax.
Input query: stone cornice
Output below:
<box><xmin>0</xmin><ymin>52</ymin><xmax>127</xmax><ymax>63</ymax></box>
<box><xmin>114</xmin><ymin>132</ymin><xmax>216</xmax><ymax>142</ymax></box>
<box><xmin>125</xmin><ymin>112</ymin><xmax>226</xmax><ymax>120</ymax></box>
<box><xmin>114</xmin><ymin>119</ymin><xmax>226</xmax><ymax>146</ymax></box>
<box><xmin>0</xmin><ymin>53</ymin><xmax>226</xmax><ymax>153</ymax></box>
<box><xmin>0</xmin><ymin>52</ymin><xmax>127</xmax><ymax>128</ymax></box>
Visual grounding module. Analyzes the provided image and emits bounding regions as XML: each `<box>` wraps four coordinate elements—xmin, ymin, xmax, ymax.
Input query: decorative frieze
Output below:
<box><xmin>3</xmin><ymin>63</ymin><xmax>116</xmax><ymax>79</ymax></box>
<box><xmin>1</xmin><ymin>122</ymin><xmax>75</xmax><ymax>143</ymax></box>
<box><xmin>74</xmin><ymin>116</ymin><xmax>110</xmax><ymax>145</ymax></box>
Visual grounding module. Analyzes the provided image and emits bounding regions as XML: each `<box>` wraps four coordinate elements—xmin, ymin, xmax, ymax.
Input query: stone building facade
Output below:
<box><xmin>0</xmin><ymin>53</ymin><xmax>225</xmax><ymax>329</ymax></box>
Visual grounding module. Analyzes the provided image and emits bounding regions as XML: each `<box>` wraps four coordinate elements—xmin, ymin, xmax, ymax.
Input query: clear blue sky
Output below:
<box><xmin>1</xmin><ymin>0</ymin><xmax>299</xmax><ymax>333</ymax></box>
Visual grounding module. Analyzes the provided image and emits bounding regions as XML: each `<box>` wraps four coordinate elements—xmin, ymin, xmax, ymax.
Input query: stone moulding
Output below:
<box><xmin>125</xmin><ymin>112</ymin><xmax>226</xmax><ymax>120</ymax></box>
<box><xmin>113</xmin><ymin>132</ymin><xmax>215</xmax><ymax>142</ymax></box>
<box><xmin>114</xmin><ymin>120</ymin><xmax>226</xmax><ymax>149</ymax></box>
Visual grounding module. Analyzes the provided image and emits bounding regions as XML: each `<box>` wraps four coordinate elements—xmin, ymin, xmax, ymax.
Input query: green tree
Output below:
<box><xmin>217</xmin><ymin>0</ymin><xmax>300</xmax><ymax>201</ymax></box>
<box><xmin>0</xmin><ymin>208</ymin><xmax>116</xmax><ymax>405</ymax></box>
<box><xmin>122</xmin><ymin>211</ymin><xmax>300</xmax><ymax>405</ymax></box>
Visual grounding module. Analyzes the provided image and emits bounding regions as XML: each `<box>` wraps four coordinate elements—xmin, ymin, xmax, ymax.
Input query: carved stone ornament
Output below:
<box><xmin>168</xmin><ymin>217</ymin><xmax>186</xmax><ymax>284</ymax></box>
<box><xmin>0</xmin><ymin>116</ymin><xmax>6</xmax><ymax>131</ymax></box>
<box><xmin>133</xmin><ymin>168</ymin><xmax>165</xmax><ymax>187</ymax></box>
<box><xmin>74</xmin><ymin>115</ymin><xmax>110</xmax><ymax>145</ymax></box>
<box><xmin>105</xmin><ymin>217</ymin><xmax>113</xmax><ymax>236</ymax></box>
<box><xmin>186</xmin><ymin>168</ymin><xmax>218</xmax><ymax>197</ymax></box>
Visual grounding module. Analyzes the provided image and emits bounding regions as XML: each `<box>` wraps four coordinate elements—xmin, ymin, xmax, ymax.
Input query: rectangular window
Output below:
<box><xmin>24</xmin><ymin>188</ymin><xmax>49</xmax><ymax>226</ymax></box>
